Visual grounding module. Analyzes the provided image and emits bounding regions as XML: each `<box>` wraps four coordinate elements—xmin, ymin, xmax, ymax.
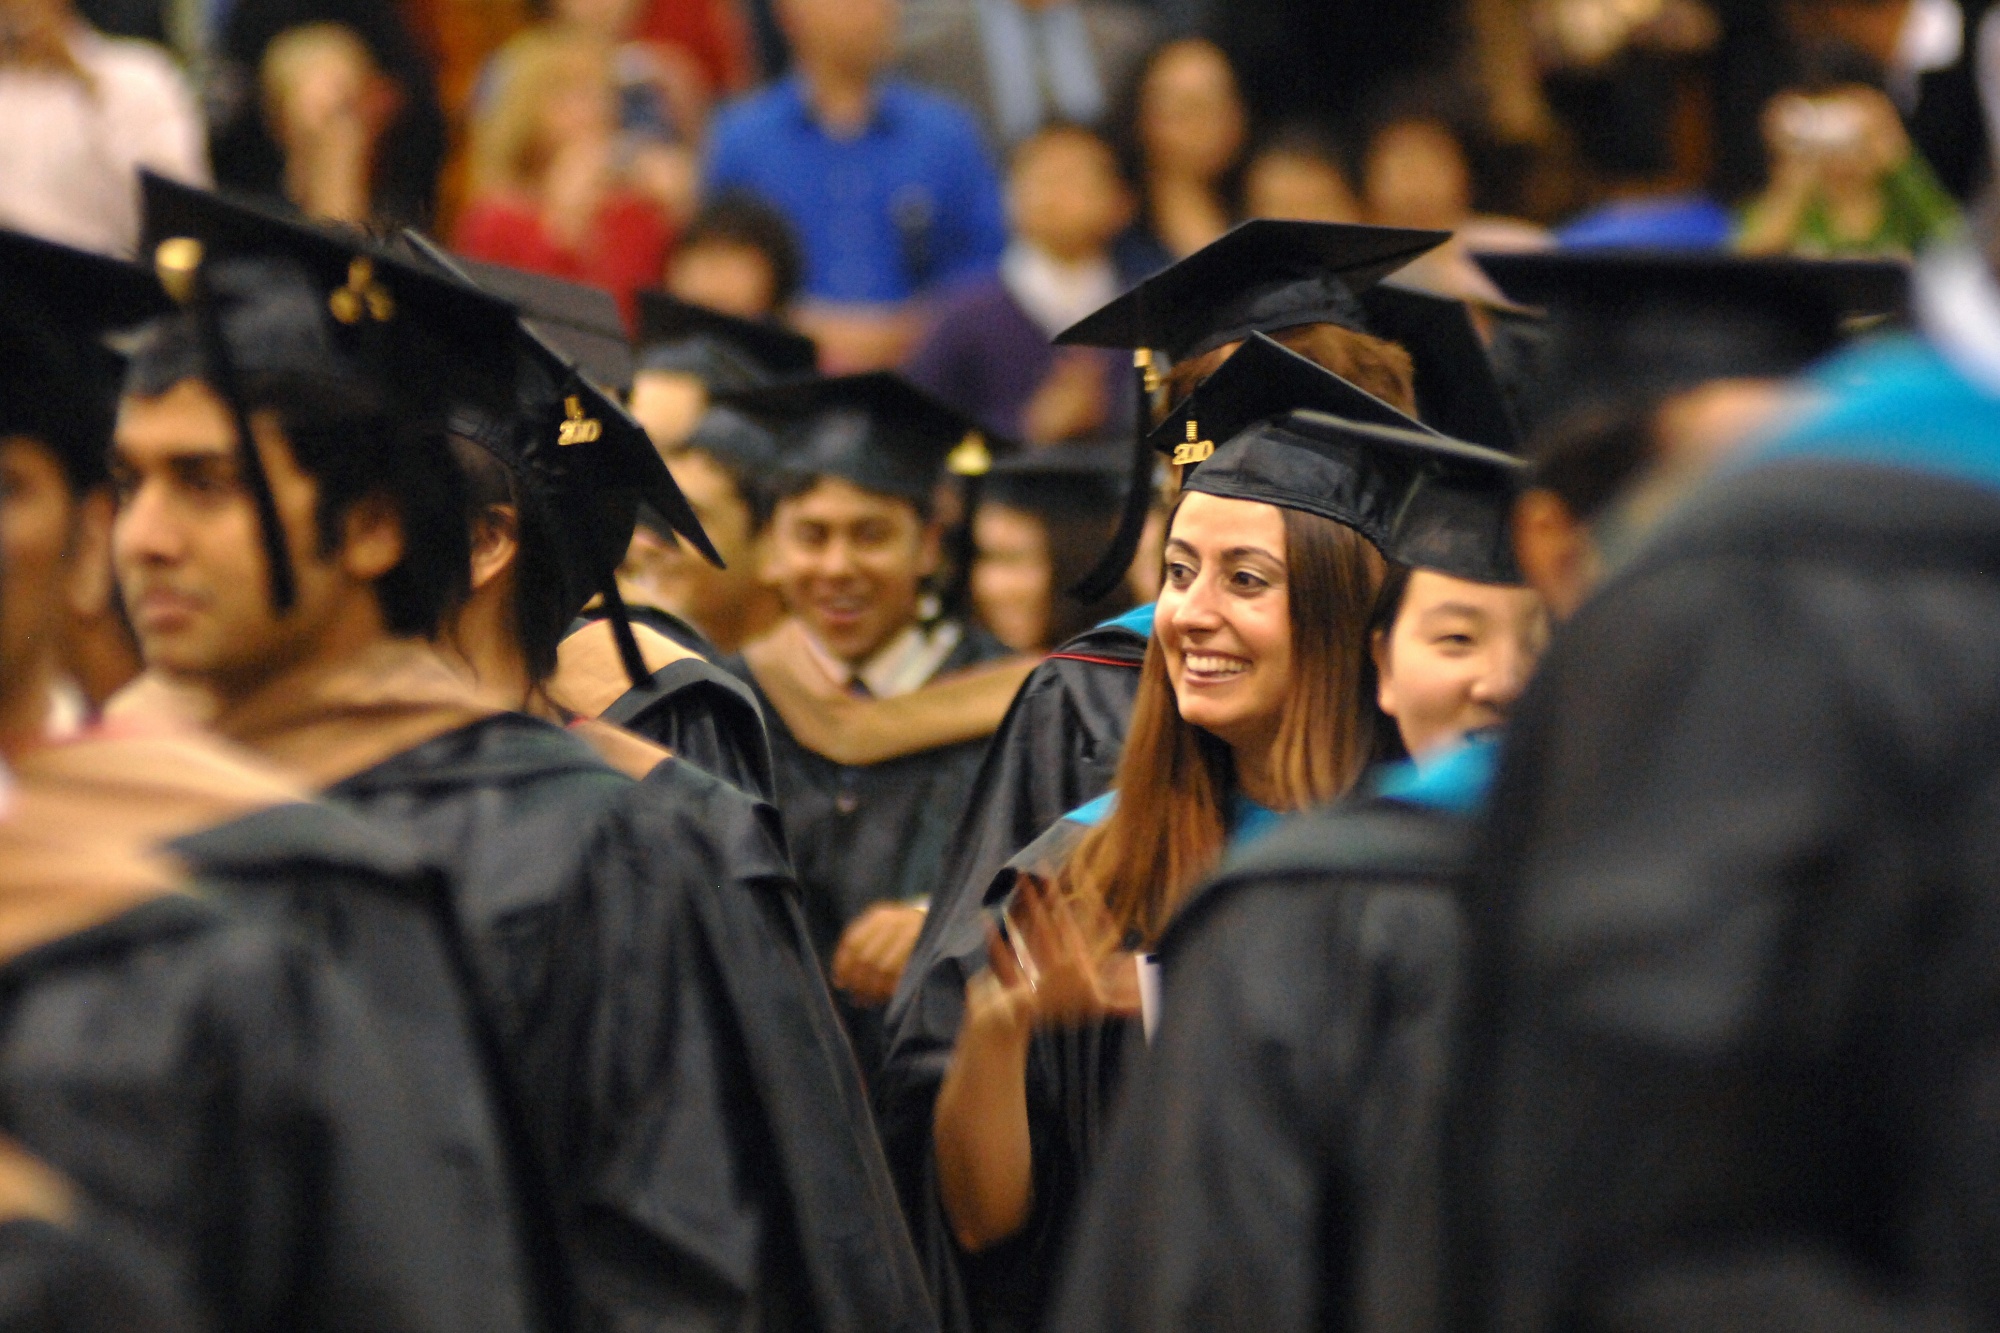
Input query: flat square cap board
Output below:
<box><xmin>397</xmin><ymin>229</ymin><xmax>723</xmax><ymax>574</ymax></box>
<box><xmin>0</xmin><ymin>226</ymin><xmax>172</xmax><ymax>487</ymax></box>
<box><xmin>636</xmin><ymin>290</ymin><xmax>819</xmax><ymax>385</ymax></box>
<box><xmin>140</xmin><ymin>172</ymin><xmax>520</xmax><ymax>397</ymax></box>
<box><xmin>1055</xmin><ymin>219</ymin><xmax>1450</xmax><ymax>360</ymax></box>
<box><xmin>452</xmin><ymin>256</ymin><xmax>637</xmax><ymax>394</ymax></box>
<box><xmin>1473</xmin><ymin>250</ymin><xmax>1910</xmax><ymax>420</ymax></box>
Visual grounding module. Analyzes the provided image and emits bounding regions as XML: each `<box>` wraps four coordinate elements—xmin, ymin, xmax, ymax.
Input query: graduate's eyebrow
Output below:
<box><xmin>1418</xmin><ymin>601</ymin><xmax>1488</xmax><ymax>623</ymax></box>
<box><xmin>1165</xmin><ymin>538</ymin><xmax>1285</xmax><ymax>565</ymax></box>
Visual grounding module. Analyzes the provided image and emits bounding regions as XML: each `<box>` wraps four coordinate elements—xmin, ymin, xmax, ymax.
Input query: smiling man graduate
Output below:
<box><xmin>722</xmin><ymin>371</ymin><xmax>1014</xmax><ymax>1072</ymax></box>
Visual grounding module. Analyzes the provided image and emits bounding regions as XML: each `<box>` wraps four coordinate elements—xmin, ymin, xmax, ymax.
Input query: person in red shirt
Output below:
<box><xmin>455</xmin><ymin>25</ymin><xmax>670</xmax><ymax>324</ymax></box>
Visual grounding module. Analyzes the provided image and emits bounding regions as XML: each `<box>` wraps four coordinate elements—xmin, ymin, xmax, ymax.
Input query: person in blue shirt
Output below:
<box><xmin>705</xmin><ymin>0</ymin><xmax>1006</xmax><ymax>370</ymax></box>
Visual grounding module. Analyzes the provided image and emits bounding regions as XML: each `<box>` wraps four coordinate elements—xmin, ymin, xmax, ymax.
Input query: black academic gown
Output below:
<box><xmin>887</xmin><ymin>811</ymin><xmax>1138</xmax><ymax>1333</ymax></box>
<box><xmin>566</xmin><ymin>609</ymin><xmax>776</xmax><ymax>800</ymax></box>
<box><xmin>170</xmin><ymin>802</ymin><xmax>556</xmax><ymax>1330</ymax></box>
<box><xmin>0</xmin><ymin>1216</ymin><xmax>196</xmax><ymax>1333</ymax></box>
<box><xmin>0</xmin><ymin>857</ymin><xmax>509</xmax><ymax>1333</ymax></box>
<box><xmin>1048</xmin><ymin>799</ymin><xmax>1473</xmax><ymax>1333</ymax></box>
<box><xmin>14</xmin><ymin>731</ymin><xmax>546</xmax><ymax>1333</ymax></box>
<box><xmin>877</xmin><ymin>618</ymin><xmax>1143</xmax><ymax>1309</ymax></box>
<box><xmin>326</xmin><ymin>711</ymin><xmax>934</xmax><ymax>1333</ymax></box>
<box><xmin>1450</xmin><ymin>457</ymin><xmax>2000</xmax><ymax>1333</ymax></box>
<box><xmin>730</xmin><ymin>621</ymin><xmax>1012</xmax><ymax>1076</ymax></box>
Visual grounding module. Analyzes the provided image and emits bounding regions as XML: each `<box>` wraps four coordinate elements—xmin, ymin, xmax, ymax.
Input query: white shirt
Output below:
<box><xmin>802</xmin><ymin>621</ymin><xmax>965</xmax><ymax>699</ymax></box>
<box><xmin>1001</xmin><ymin>240</ymin><xmax>1121</xmax><ymax>339</ymax></box>
<box><xmin>0</xmin><ymin>27</ymin><xmax>209</xmax><ymax>257</ymax></box>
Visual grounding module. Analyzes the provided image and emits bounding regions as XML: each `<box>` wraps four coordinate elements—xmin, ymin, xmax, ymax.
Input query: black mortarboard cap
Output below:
<box><xmin>453</xmin><ymin>257</ymin><xmax>635</xmax><ymax>394</ymax></box>
<box><xmin>636</xmin><ymin>290</ymin><xmax>818</xmax><ymax>391</ymax></box>
<box><xmin>1472</xmin><ymin>250</ymin><xmax>1909</xmax><ymax>427</ymax></box>
<box><xmin>1149</xmin><ymin>333</ymin><xmax>1437</xmax><ymax>473</ymax></box>
<box><xmin>1055</xmin><ymin>219</ymin><xmax>1448</xmax><ymax>602</ymax></box>
<box><xmin>716</xmin><ymin>372</ymin><xmax>1000</xmax><ymax>503</ymax></box>
<box><xmin>1054</xmin><ymin>219</ymin><xmax>1450</xmax><ymax>360</ymax></box>
<box><xmin>400</xmin><ymin>231</ymin><xmax>722</xmax><ymax>686</ymax></box>
<box><xmin>0</xmin><ymin>228</ymin><xmax>171</xmax><ymax>490</ymax></box>
<box><xmin>1359</xmin><ymin>284</ymin><xmax>1523</xmax><ymax>452</ymax></box>
<box><xmin>683</xmin><ymin>405</ymin><xmax>784</xmax><ymax>473</ymax></box>
<box><xmin>135</xmin><ymin>172</ymin><xmax>520</xmax><ymax>611</ymax></box>
<box><xmin>980</xmin><ymin>440</ymin><xmax>1128</xmax><ymax>517</ymax></box>
<box><xmin>1183</xmin><ymin>410</ymin><xmax>1527</xmax><ymax>584</ymax></box>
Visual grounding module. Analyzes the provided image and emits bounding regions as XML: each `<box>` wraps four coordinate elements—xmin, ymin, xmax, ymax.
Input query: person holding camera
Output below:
<box><xmin>1737</xmin><ymin>42</ymin><xmax>1960</xmax><ymax>256</ymax></box>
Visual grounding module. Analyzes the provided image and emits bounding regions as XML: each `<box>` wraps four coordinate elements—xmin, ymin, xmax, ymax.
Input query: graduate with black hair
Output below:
<box><xmin>0</xmin><ymin>221</ymin><xmax>547</xmax><ymax>1333</ymax></box>
<box><xmin>108</xmin><ymin>178</ymin><xmax>934</xmax><ymax>1333</ymax></box>
<box><xmin>402</xmin><ymin>250</ymin><xmax>780</xmax><ymax>800</ymax></box>
<box><xmin>719</xmin><ymin>372</ymin><xmax>1014</xmax><ymax>1072</ymax></box>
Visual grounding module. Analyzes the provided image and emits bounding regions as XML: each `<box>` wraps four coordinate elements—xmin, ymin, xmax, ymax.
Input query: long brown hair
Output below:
<box><xmin>1061</xmin><ymin>502</ymin><xmax>1389</xmax><ymax>946</ymax></box>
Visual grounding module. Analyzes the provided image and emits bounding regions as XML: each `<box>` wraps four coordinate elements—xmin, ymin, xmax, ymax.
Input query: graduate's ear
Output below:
<box><xmin>467</xmin><ymin>504</ymin><xmax>520</xmax><ymax>593</ymax></box>
<box><xmin>1512</xmin><ymin>488</ymin><xmax>1599</xmax><ymax>624</ymax></box>
<box><xmin>338</xmin><ymin>491</ymin><xmax>407</xmax><ymax>584</ymax></box>
<box><xmin>63</xmin><ymin>488</ymin><xmax>117</xmax><ymax>622</ymax></box>
<box><xmin>1371</xmin><ymin>624</ymin><xmax>1397</xmax><ymax>717</ymax></box>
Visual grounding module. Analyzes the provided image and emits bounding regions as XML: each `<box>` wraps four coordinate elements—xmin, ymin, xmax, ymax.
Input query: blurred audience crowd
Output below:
<box><xmin>4</xmin><ymin>0</ymin><xmax>1989</xmax><ymax>380</ymax></box>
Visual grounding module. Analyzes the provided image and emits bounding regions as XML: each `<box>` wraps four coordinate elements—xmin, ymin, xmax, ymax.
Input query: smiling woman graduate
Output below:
<box><xmin>915</xmin><ymin>395</ymin><xmax>1519</xmax><ymax>1332</ymax></box>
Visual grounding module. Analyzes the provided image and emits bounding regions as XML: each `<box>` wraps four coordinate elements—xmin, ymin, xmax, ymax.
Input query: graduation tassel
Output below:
<box><xmin>1066</xmin><ymin>348</ymin><xmax>1157</xmax><ymax>603</ymax></box>
<box><xmin>155</xmin><ymin>238</ymin><xmax>298</xmax><ymax>613</ymax></box>
<box><xmin>596</xmin><ymin>573</ymin><xmax>652</xmax><ymax>690</ymax></box>
<box><xmin>938</xmin><ymin>429</ymin><xmax>993</xmax><ymax>622</ymax></box>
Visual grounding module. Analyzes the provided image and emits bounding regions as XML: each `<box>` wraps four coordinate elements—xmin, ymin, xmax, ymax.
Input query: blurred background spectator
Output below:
<box><xmin>455</xmin><ymin>26</ymin><xmax>672</xmax><ymax>319</ymax></box>
<box><xmin>0</xmin><ymin>0</ymin><xmax>207</xmax><ymax>254</ymax></box>
<box><xmin>1782</xmin><ymin>0</ymin><xmax>1992</xmax><ymax>200</ymax></box>
<box><xmin>462</xmin><ymin>0</ymin><xmax>714</xmax><ymax>226</ymax></box>
<box><xmin>895</xmin><ymin>0</ymin><xmax>1157</xmax><ymax>151</ymax></box>
<box><xmin>259</xmin><ymin>22</ymin><xmax>394</xmax><ymax>222</ymax></box>
<box><xmin>121</xmin><ymin>0</ymin><xmax>445</xmax><ymax>225</ymax></box>
<box><xmin>1120</xmin><ymin>35</ymin><xmax>1245</xmax><ymax>258</ymax></box>
<box><xmin>903</xmin><ymin>123</ymin><xmax>1137</xmax><ymax>445</ymax></box>
<box><xmin>704</xmin><ymin>0</ymin><xmax>1006</xmax><ymax>370</ymax></box>
<box><xmin>1359</xmin><ymin>79</ymin><xmax>1552</xmax><ymax>296</ymax></box>
<box><xmin>1736</xmin><ymin>37</ymin><xmax>1959</xmax><ymax>252</ymax></box>
<box><xmin>1242</xmin><ymin>122</ymin><xmax>1364</xmax><ymax>222</ymax></box>
<box><xmin>665</xmin><ymin>188</ymin><xmax>803</xmax><ymax>316</ymax></box>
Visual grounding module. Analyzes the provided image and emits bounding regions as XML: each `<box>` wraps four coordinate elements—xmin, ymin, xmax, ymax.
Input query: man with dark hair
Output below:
<box><xmin>0</xmin><ymin>221</ymin><xmax>539</xmax><ymax>1333</ymax></box>
<box><xmin>705</xmin><ymin>0</ymin><xmax>1007</xmax><ymax>369</ymax></box>
<box><xmin>111</xmin><ymin>179</ymin><xmax>935</xmax><ymax>1333</ymax></box>
<box><xmin>723</xmin><ymin>372</ymin><xmax>1013</xmax><ymax>1071</ymax></box>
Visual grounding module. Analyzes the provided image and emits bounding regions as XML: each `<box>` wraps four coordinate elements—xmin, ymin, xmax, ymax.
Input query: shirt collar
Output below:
<box><xmin>784</xmin><ymin>72</ymin><xmax>894</xmax><ymax>136</ymax></box>
<box><xmin>801</xmin><ymin>619</ymin><xmax>964</xmax><ymax>698</ymax></box>
<box><xmin>1002</xmin><ymin>240</ymin><xmax>1121</xmax><ymax>338</ymax></box>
